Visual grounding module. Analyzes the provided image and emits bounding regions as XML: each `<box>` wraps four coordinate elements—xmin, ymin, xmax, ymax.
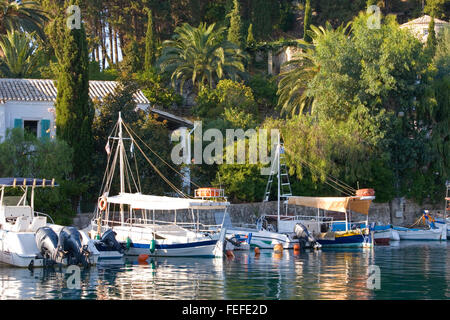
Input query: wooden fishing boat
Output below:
<box><xmin>89</xmin><ymin>113</ymin><xmax>227</xmax><ymax>258</ymax></box>
<box><xmin>284</xmin><ymin>194</ymin><xmax>375</xmax><ymax>248</ymax></box>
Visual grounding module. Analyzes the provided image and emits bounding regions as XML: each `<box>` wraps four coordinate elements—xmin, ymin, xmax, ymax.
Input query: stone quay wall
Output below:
<box><xmin>72</xmin><ymin>198</ymin><xmax>446</xmax><ymax>229</ymax></box>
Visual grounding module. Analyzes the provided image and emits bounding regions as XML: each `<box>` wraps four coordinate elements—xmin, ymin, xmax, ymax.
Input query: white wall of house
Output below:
<box><xmin>0</xmin><ymin>101</ymin><xmax>56</xmax><ymax>141</ymax></box>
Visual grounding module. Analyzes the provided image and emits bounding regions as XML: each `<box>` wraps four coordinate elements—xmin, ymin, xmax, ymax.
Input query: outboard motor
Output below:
<box><xmin>58</xmin><ymin>227</ymin><xmax>90</xmax><ymax>267</ymax></box>
<box><xmin>35</xmin><ymin>227</ymin><xmax>61</xmax><ymax>266</ymax></box>
<box><xmin>95</xmin><ymin>229</ymin><xmax>124</xmax><ymax>253</ymax></box>
<box><xmin>294</xmin><ymin>223</ymin><xmax>320</xmax><ymax>249</ymax></box>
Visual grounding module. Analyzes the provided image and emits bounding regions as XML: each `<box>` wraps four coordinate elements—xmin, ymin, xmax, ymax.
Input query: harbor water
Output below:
<box><xmin>1</xmin><ymin>241</ymin><xmax>449</xmax><ymax>300</ymax></box>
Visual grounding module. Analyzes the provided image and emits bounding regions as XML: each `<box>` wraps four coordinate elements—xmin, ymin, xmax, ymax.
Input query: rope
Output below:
<box><xmin>98</xmin><ymin>121</ymin><xmax>119</xmax><ymax>197</ymax></box>
<box><xmin>123</xmin><ymin>122</ymin><xmax>203</xmax><ymax>190</ymax></box>
<box><xmin>121</xmin><ymin>121</ymin><xmax>190</xmax><ymax>198</ymax></box>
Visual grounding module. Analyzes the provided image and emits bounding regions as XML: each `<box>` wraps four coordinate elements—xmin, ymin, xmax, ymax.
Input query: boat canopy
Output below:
<box><xmin>0</xmin><ymin>178</ymin><xmax>57</xmax><ymax>187</ymax></box>
<box><xmin>287</xmin><ymin>196</ymin><xmax>375</xmax><ymax>215</ymax></box>
<box><xmin>106</xmin><ymin>193</ymin><xmax>229</xmax><ymax>210</ymax></box>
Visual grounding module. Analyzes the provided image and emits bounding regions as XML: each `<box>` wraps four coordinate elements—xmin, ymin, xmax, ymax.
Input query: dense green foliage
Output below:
<box><xmin>303</xmin><ymin>0</ymin><xmax>312</xmax><ymax>42</ymax></box>
<box><xmin>227</xmin><ymin>0</ymin><xmax>244</xmax><ymax>48</ymax></box>
<box><xmin>275</xmin><ymin>13</ymin><xmax>448</xmax><ymax>204</ymax></box>
<box><xmin>0</xmin><ymin>129</ymin><xmax>77</xmax><ymax>224</ymax></box>
<box><xmin>0</xmin><ymin>0</ymin><xmax>47</xmax><ymax>38</ymax></box>
<box><xmin>91</xmin><ymin>80</ymin><xmax>180</xmax><ymax>197</ymax></box>
<box><xmin>0</xmin><ymin>30</ymin><xmax>41</xmax><ymax>77</ymax></box>
<box><xmin>53</xmin><ymin>6</ymin><xmax>93</xmax><ymax>182</ymax></box>
<box><xmin>157</xmin><ymin>23</ymin><xmax>247</xmax><ymax>92</ymax></box>
<box><xmin>0</xmin><ymin>0</ymin><xmax>449</xmax><ymax>215</ymax></box>
<box><xmin>144</xmin><ymin>9</ymin><xmax>156</xmax><ymax>73</ymax></box>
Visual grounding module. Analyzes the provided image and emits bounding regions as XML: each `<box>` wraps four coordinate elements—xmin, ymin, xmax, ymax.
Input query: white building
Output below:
<box><xmin>0</xmin><ymin>78</ymin><xmax>192</xmax><ymax>141</ymax></box>
<box><xmin>400</xmin><ymin>15</ymin><xmax>449</xmax><ymax>43</ymax></box>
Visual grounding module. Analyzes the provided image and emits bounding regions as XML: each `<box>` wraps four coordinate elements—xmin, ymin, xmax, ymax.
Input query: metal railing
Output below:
<box><xmin>97</xmin><ymin>217</ymin><xmax>223</xmax><ymax>235</ymax></box>
<box><xmin>34</xmin><ymin>211</ymin><xmax>55</xmax><ymax>224</ymax></box>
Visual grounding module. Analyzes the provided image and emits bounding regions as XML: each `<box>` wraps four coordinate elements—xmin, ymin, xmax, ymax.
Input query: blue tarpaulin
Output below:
<box><xmin>0</xmin><ymin>178</ymin><xmax>58</xmax><ymax>187</ymax></box>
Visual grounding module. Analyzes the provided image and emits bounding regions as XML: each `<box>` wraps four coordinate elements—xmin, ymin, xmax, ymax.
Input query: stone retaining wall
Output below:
<box><xmin>72</xmin><ymin>198</ymin><xmax>446</xmax><ymax>229</ymax></box>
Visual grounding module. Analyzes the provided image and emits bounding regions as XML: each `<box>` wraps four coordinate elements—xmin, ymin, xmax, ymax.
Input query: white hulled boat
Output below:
<box><xmin>393</xmin><ymin>211</ymin><xmax>447</xmax><ymax>241</ymax></box>
<box><xmin>0</xmin><ymin>178</ymin><xmax>100</xmax><ymax>268</ymax></box>
<box><xmin>88</xmin><ymin>113</ymin><xmax>227</xmax><ymax>258</ymax></box>
<box><xmin>224</xmin><ymin>140</ymin><xmax>319</xmax><ymax>249</ymax></box>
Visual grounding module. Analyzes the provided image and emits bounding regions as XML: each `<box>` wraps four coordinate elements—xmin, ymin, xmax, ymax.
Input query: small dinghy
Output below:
<box><xmin>394</xmin><ymin>211</ymin><xmax>447</xmax><ymax>241</ymax></box>
<box><xmin>371</xmin><ymin>225</ymin><xmax>399</xmax><ymax>244</ymax></box>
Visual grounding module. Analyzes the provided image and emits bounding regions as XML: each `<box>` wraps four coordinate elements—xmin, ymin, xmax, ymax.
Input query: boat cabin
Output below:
<box><xmin>0</xmin><ymin>178</ymin><xmax>55</xmax><ymax>233</ymax></box>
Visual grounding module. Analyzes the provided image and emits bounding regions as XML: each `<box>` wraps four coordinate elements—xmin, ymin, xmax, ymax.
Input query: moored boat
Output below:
<box><xmin>284</xmin><ymin>194</ymin><xmax>375</xmax><ymax>248</ymax></box>
<box><xmin>0</xmin><ymin>178</ymin><xmax>101</xmax><ymax>268</ymax></box>
<box><xmin>88</xmin><ymin>113</ymin><xmax>228</xmax><ymax>258</ymax></box>
<box><xmin>373</xmin><ymin>229</ymin><xmax>391</xmax><ymax>245</ymax></box>
<box><xmin>393</xmin><ymin>211</ymin><xmax>447</xmax><ymax>241</ymax></box>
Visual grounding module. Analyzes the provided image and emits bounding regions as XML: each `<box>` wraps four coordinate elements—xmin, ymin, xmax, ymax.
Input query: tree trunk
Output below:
<box><xmin>114</xmin><ymin>29</ymin><xmax>119</xmax><ymax>64</ymax></box>
<box><xmin>109</xmin><ymin>23</ymin><xmax>114</xmax><ymax>65</ymax></box>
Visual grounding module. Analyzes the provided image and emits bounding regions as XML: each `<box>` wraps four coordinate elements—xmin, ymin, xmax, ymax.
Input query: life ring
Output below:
<box><xmin>98</xmin><ymin>197</ymin><xmax>107</xmax><ymax>211</ymax></box>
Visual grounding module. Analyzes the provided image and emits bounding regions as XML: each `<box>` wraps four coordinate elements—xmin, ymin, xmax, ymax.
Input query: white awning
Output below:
<box><xmin>106</xmin><ymin>193</ymin><xmax>229</xmax><ymax>210</ymax></box>
<box><xmin>287</xmin><ymin>196</ymin><xmax>375</xmax><ymax>215</ymax></box>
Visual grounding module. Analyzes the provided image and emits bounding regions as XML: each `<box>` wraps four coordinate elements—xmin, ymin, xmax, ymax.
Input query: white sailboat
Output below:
<box><xmin>0</xmin><ymin>178</ymin><xmax>100</xmax><ymax>268</ymax></box>
<box><xmin>224</xmin><ymin>137</ymin><xmax>320</xmax><ymax>249</ymax></box>
<box><xmin>88</xmin><ymin>113</ymin><xmax>228</xmax><ymax>258</ymax></box>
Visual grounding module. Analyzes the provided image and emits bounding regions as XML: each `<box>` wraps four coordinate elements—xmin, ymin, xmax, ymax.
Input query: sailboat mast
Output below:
<box><xmin>118</xmin><ymin>112</ymin><xmax>125</xmax><ymax>225</ymax></box>
<box><xmin>277</xmin><ymin>133</ymin><xmax>281</xmax><ymax>227</ymax></box>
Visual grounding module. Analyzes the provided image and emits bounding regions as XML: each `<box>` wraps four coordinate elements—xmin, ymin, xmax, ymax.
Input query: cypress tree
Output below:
<box><xmin>426</xmin><ymin>16</ymin><xmax>437</xmax><ymax>56</ymax></box>
<box><xmin>246</xmin><ymin>23</ymin><xmax>256</xmax><ymax>48</ymax></box>
<box><xmin>303</xmin><ymin>0</ymin><xmax>312</xmax><ymax>42</ymax></box>
<box><xmin>228</xmin><ymin>0</ymin><xmax>244</xmax><ymax>48</ymax></box>
<box><xmin>55</xmin><ymin>3</ymin><xmax>93</xmax><ymax>180</ymax></box>
<box><xmin>144</xmin><ymin>9</ymin><xmax>156</xmax><ymax>72</ymax></box>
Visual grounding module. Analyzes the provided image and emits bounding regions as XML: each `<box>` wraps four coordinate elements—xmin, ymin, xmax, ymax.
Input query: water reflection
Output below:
<box><xmin>0</xmin><ymin>242</ymin><xmax>448</xmax><ymax>300</ymax></box>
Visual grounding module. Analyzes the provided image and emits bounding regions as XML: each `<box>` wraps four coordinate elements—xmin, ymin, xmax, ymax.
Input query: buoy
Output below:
<box><xmin>273</xmin><ymin>253</ymin><xmax>283</xmax><ymax>260</ymax></box>
<box><xmin>273</xmin><ymin>243</ymin><xmax>283</xmax><ymax>253</ymax></box>
<box><xmin>226</xmin><ymin>250</ymin><xmax>234</xmax><ymax>258</ymax></box>
<box><xmin>138</xmin><ymin>254</ymin><xmax>149</xmax><ymax>262</ymax></box>
<box><xmin>254</xmin><ymin>247</ymin><xmax>260</xmax><ymax>255</ymax></box>
<box><xmin>293</xmin><ymin>243</ymin><xmax>301</xmax><ymax>251</ymax></box>
<box><xmin>126</xmin><ymin>237</ymin><xmax>132</xmax><ymax>250</ymax></box>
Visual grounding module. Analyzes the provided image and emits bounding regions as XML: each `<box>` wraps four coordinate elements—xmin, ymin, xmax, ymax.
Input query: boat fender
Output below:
<box><xmin>126</xmin><ymin>237</ymin><xmax>132</xmax><ymax>250</ymax></box>
<box><xmin>149</xmin><ymin>239</ymin><xmax>156</xmax><ymax>253</ymax></box>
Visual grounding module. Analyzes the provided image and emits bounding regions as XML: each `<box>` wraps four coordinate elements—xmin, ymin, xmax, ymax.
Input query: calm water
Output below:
<box><xmin>1</xmin><ymin>241</ymin><xmax>449</xmax><ymax>300</ymax></box>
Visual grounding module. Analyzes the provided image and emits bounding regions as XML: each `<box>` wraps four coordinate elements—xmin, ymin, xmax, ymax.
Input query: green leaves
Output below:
<box><xmin>157</xmin><ymin>22</ymin><xmax>247</xmax><ymax>93</ymax></box>
<box><xmin>0</xmin><ymin>0</ymin><xmax>47</xmax><ymax>39</ymax></box>
<box><xmin>0</xmin><ymin>30</ymin><xmax>41</xmax><ymax>77</ymax></box>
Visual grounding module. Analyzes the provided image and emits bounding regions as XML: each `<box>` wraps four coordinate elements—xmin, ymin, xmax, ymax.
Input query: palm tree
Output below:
<box><xmin>0</xmin><ymin>30</ymin><xmax>41</xmax><ymax>77</ymax></box>
<box><xmin>157</xmin><ymin>23</ymin><xmax>247</xmax><ymax>93</ymax></box>
<box><xmin>277</xmin><ymin>22</ymin><xmax>351</xmax><ymax>117</ymax></box>
<box><xmin>0</xmin><ymin>0</ymin><xmax>47</xmax><ymax>38</ymax></box>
